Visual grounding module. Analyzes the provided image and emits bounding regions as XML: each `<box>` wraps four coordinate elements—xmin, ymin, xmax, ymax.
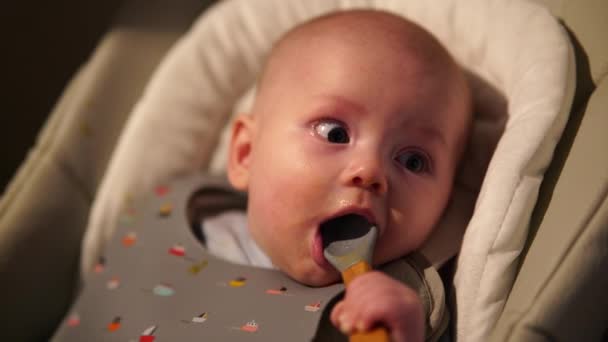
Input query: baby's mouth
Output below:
<box><xmin>320</xmin><ymin>214</ymin><xmax>375</xmax><ymax>251</ymax></box>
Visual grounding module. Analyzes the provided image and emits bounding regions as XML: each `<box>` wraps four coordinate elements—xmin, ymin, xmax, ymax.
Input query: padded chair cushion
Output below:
<box><xmin>82</xmin><ymin>0</ymin><xmax>574</xmax><ymax>340</ymax></box>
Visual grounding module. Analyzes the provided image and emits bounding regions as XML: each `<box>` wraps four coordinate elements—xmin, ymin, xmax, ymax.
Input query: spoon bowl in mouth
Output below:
<box><xmin>321</xmin><ymin>214</ymin><xmax>378</xmax><ymax>273</ymax></box>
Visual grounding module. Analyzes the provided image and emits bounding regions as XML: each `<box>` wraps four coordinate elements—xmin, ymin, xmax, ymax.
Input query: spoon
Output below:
<box><xmin>322</xmin><ymin>215</ymin><xmax>390</xmax><ymax>342</ymax></box>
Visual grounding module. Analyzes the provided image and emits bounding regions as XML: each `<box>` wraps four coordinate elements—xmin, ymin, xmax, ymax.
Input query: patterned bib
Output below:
<box><xmin>52</xmin><ymin>175</ymin><xmax>448</xmax><ymax>341</ymax></box>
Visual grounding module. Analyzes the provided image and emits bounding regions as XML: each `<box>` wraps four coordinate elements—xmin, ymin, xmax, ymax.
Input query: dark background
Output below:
<box><xmin>1</xmin><ymin>1</ymin><xmax>124</xmax><ymax>192</ymax></box>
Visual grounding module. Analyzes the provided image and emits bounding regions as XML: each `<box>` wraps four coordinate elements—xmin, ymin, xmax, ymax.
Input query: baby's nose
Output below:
<box><xmin>344</xmin><ymin>159</ymin><xmax>388</xmax><ymax>195</ymax></box>
<box><xmin>352</xmin><ymin>174</ymin><xmax>385</xmax><ymax>194</ymax></box>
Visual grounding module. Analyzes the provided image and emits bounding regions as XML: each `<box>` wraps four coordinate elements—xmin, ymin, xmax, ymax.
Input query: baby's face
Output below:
<box><xmin>228</xmin><ymin>17</ymin><xmax>470</xmax><ymax>286</ymax></box>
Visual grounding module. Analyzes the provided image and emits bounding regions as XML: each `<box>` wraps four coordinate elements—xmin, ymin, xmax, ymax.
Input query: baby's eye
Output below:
<box><xmin>395</xmin><ymin>151</ymin><xmax>429</xmax><ymax>173</ymax></box>
<box><xmin>313</xmin><ymin>120</ymin><xmax>350</xmax><ymax>144</ymax></box>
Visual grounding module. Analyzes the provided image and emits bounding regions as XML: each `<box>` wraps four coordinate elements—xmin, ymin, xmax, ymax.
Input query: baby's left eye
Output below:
<box><xmin>395</xmin><ymin>151</ymin><xmax>429</xmax><ymax>173</ymax></box>
<box><xmin>313</xmin><ymin>120</ymin><xmax>350</xmax><ymax>144</ymax></box>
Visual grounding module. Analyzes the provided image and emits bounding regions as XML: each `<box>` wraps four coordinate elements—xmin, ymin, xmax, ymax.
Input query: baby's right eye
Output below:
<box><xmin>313</xmin><ymin>120</ymin><xmax>350</xmax><ymax>144</ymax></box>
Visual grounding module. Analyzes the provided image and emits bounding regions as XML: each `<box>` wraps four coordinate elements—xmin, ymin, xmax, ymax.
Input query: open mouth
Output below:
<box><xmin>320</xmin><ymin>214</ymin><xmax>375</xmax><ymax>250</ymax></box>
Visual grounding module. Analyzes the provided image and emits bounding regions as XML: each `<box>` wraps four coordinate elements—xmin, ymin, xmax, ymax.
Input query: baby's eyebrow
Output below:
<box><xmin>315</xmin><ymin>94</ymin><xmax>366</xmax><ymax>115</ymax></box>
<box><xmin>414</xmin><ymin>126</ymin><xmax>447</xmax><ymax>148</ymax></box>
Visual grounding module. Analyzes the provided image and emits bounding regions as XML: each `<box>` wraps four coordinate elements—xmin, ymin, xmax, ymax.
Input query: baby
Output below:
<box><xmin>225</xmin><ymin>9</ymin><xmax>472</xmax><ymax>342</ymax></box>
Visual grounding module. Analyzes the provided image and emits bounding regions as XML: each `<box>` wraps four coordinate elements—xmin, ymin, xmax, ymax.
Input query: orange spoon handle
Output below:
<box><xmin>341</xmin><ymin>261</ymin><xmax>390</xmax><ymax>342</ymax></box>
<box><xmin>351</xmin><ymin>327</ymin><xmax>390</xmax><ymax>342</ymax></box>
<box><xmin>342</xmin><ymin>261</ymin><xmax>372</xmax><ymax>286</ymax></box>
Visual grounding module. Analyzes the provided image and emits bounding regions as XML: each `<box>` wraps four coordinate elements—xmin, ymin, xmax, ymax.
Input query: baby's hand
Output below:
<box><xmin>330</xmin><ymin>271</ymin><xmax>424</xmax><ymax>342</ymax></box>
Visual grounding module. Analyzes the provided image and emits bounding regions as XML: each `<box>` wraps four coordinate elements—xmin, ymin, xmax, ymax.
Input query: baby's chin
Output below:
<box><xmin>294</xmin><ymin>272</ymin><xmax>341</xmax><ymax>287</ymax></box>
<box><xmin>279</xmin><ymin>263</ymin><xmax>341</xmax><ymax>287</ymax></box>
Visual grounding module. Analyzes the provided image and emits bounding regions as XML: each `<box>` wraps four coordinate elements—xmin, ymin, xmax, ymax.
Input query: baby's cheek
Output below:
<box><xmin>378</xmin><ymin>198</ymin><xmax>440</xmax><ymax>262</ymax></box>
<box><xmin>248</xmin><ymin>177</ymin><xmax>302</xmax><ymax>244</ymax></box>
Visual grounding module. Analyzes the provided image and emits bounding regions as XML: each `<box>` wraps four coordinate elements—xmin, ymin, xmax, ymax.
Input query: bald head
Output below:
<box><xmin>257</xmin><ymin>10</ymin><xmax>464</xmax><ymax>100</ymax></box>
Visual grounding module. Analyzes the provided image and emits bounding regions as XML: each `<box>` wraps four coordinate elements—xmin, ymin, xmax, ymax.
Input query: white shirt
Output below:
<box><xmin>202</xmin><ymin>210</ymin><xmax>274</xmax><ymax>269</ymax></box>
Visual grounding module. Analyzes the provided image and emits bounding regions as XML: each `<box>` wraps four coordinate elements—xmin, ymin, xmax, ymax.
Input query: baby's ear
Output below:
<box><xmin>227</xmin><ymin>114</ymin><xmax>255</xmax><ymax>191</ymax></box>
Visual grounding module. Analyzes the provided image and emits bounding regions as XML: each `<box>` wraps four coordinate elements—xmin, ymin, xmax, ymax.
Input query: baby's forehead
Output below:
<box><xmin>259</xmin><ymin>10</ymin><xmax>456</xmax><ymax>91</ymax></box>
<box><xmin>283</xmin><ymin>12</ymin><xmax>446</xmax><ymax>61</ymax></box>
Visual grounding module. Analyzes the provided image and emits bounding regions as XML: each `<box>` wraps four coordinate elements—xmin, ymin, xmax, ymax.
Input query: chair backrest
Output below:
<box><xmin>490</xmin><ymin>1</ymin><xmax>608</xmax><ymax>340</ymax></box>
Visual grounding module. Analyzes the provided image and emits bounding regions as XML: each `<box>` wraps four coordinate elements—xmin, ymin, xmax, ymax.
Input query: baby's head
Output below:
<box><xmin>228</xmin><ymin>9</ymin><xmax>471</xmax><ymax>286</ymax></box>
